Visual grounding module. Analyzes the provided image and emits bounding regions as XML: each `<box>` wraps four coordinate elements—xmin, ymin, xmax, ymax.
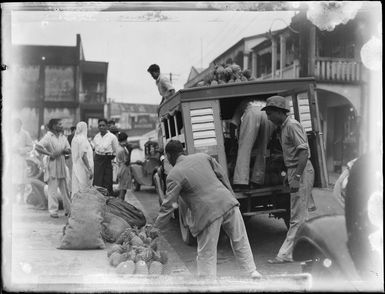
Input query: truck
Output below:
<box><xmin>154</xmin><ymin>77</ymin><xmax>328</xmax><ymax>245</ymax></box>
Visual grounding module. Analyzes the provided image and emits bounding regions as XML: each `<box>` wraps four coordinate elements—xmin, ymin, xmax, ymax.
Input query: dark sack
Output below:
<box><xmin>25</xmin><ymin>178</ymin><xmax>48</xmax><ymax>210</ymax></box>
<box><xmin>58</xmin><ymin>187</ymin><xmax>106</xmax><ymax>250</ymax></box>
<box><xmin>101</xmin><ymin>207</ymin><xmax>131</xmax><ymax>243</ymax></box>
<box><xmin>105</xmin><ymin>197</ymin><xmax>146</xmax><ymax>228</ymax></box>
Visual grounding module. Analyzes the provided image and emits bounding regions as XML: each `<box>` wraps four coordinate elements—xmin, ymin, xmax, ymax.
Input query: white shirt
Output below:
<box><xmin>92</xmin><ymin>131</ymin><xmax>119</xmax><ymax>155</ymax></box>
<box><xmin>156</xmin><ymin>74</ymin><xmax>175</xmax><ymax>99</ymax></box>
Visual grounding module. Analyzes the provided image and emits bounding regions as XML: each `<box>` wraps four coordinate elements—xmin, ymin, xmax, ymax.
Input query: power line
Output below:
<box><xmin>174</xmin><ymin>12</ymin><xmax>239</xmax><ymax>73</ymax></box>
<box><xmin>188</xmin><ymin>12</ymin><xmax>240</xmax><ymax>68</ymax></box>
<box><xmin>199</xmin><ymin>13</ymin><xmax>261</xmax><ymax>66</ymax></box>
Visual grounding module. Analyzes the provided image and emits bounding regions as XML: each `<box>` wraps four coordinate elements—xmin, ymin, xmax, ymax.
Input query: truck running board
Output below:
<box><xmin>236</xmin><ymin>185</ymin><xmax>289</xmax><ymax>199</ymax></box>
<box><xmin>242</xmin><ymin>209</ymin><xmax>286</xmax><ymax>217</ymax></box>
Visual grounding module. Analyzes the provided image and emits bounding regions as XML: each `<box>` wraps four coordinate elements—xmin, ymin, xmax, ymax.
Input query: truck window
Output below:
<box><xmin>169</xmin><ymin>116</ymin><xmax>176</xmax><ymax>137</ymax></box>
<box><xmin>162</xmin><ymin>119</ymin><xmax>170</xmax><ymax>139</ymax></box>
<box><xmin>176</xmin><ymin>111</ymin><xmax>183</xmax><ymax>135</ymax></box>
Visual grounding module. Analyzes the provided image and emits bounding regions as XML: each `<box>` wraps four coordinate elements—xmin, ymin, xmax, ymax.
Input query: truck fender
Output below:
<box><xmin>293</xmin><ymin>214</ymin><xmax>360</xmax><ymax>280</ymax></box>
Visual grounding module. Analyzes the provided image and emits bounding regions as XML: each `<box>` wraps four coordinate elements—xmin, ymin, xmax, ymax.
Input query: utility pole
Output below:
<box><xmin>201</xmin><ymin>38</ymin><xmax>203</xmax><ymax>69</ymax></box>
<box><xmin>169</xmin><ymin>72</ymin><xmax>181</xmax><ymax>83</ymax></box>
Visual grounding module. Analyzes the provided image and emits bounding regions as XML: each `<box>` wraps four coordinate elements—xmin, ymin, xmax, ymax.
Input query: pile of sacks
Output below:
<box><xmin>57</xmin><ymin>186</ymin><xmax>145</xmax><ymax>250</ymax></box>
<box><xmin>194</xmin><ymin>63</ymin><xmax>257</xmax><ymax>88</ymax></box>
<box><xmin>57</xmin><ymin>186</ymin><xmax>169</xmax><ymax>276</ymax></box>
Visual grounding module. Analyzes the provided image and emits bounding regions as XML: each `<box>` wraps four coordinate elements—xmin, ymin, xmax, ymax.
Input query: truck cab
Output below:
<box><xmin>156</xmin><ymin>78</ymin><xmax>328</xmax><ymax>244</ymax></box>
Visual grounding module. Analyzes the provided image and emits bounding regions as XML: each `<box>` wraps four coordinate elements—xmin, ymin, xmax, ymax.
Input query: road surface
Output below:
<box><xmin>4</xmin><ymin>183</ymin><xmax>342</xmax><ymax>292</ymax></box>
<box><xmin>131</xmin><ymin>185</ymin><xmax>343</xmax><ymax>277</ymax></box>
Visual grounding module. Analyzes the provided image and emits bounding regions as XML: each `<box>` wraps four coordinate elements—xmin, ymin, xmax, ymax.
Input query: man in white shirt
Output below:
<box><xmin>147</xmin><ymin>64</ymin><xmax>175</xmax><ymax>105</ymax></box>
<box><xmin>92</xmin><ymin>118</ymin><xmax>119</xmax><ymax>194</ymax></box>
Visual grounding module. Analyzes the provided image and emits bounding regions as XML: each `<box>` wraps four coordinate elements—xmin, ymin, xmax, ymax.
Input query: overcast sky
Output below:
<box><xmin>11</xmin><ymin>6</ymin><xmax>296</xmax><ymax>105</ymax></box>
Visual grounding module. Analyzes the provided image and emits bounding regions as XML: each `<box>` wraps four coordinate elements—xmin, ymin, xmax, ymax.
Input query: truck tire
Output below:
<box><xmin>153</xmin><ymin>173</ymin><xmax>164</xmax><ymax>206</ymax></box>
<box><xmin>179</xmin><ymin>207</ymin><xmax>196</xmax><ymax>246</ymax></box>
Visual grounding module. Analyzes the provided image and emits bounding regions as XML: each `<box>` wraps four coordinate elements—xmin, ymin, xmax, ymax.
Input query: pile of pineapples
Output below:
<box><xmin>107</xmin><ymin>224</ymin><xmax>169</xmax><ymax>275</ymax></box>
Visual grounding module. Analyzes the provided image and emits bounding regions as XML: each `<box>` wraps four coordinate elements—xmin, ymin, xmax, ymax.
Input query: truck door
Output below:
<box><xmin>280</xmin><ymin>82</ymin><xmax>328</xmax><ymax>188</ymax></box>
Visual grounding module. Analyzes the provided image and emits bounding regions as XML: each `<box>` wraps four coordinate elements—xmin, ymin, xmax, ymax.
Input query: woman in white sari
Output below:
<box><xmin>71</xmin><ymin>122</ymin><xmax>94</xmax><ymax>195</ymax></box>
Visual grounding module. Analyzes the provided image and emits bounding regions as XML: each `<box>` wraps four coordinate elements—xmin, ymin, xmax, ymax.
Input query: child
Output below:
<box><xmin>116</xmin><ymin>132</ymin><xmax>133</xmax><ymax>200</ymax></box>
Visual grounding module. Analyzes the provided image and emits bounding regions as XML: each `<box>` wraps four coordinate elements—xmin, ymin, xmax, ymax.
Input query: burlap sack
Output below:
<box><xmin>101</xmin><ymin>208</ymin><xmax>131</xmax><ymax>243</ymax></box>
<box><xmin>58</xmin><ymin>187</ymin><xmax>106</xmax><ymax>249</ymax></box>
<box><xmin>105</xmin><ymin>197</ymin><xmax>146</xmax><ymax>228</ymax></box>
<box><xmin>25</xmin><ymin>178</ymin><xmax>48</xmax><ymax>210</ymax></box>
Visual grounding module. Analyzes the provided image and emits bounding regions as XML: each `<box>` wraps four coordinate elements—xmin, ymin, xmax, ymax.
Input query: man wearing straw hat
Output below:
<box><xmin>261</xmin><ymin>95</ymin><xmax>316</xmax><ymax>264</ymax></box>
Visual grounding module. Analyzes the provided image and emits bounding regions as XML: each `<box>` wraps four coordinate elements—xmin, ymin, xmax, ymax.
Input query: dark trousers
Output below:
<box><xmin>93</xmin><ymin>154</ymin><xmax>113</xmax><ymax>194</ymax></box>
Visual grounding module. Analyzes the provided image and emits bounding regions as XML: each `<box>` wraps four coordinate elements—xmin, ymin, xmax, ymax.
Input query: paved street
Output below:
<box><xmin>132</xmin><ymin>185</ymin><xmax>343</xmax><ymax>277</ymax></box>
<box><xmin>3</xmin><ymin>184</ymin><xmax>342</xmax><ymax>292</ymax></box>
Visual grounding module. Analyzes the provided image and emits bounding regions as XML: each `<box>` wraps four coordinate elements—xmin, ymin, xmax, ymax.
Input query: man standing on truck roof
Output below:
<box><xmin>262</xmin><ymin>95</ymin><xmax>316</xmax><ymax>264</ymax></box>
<box><xmin>153</xmin><ymin>140</ymin><xmax>262</xmax><ymax>279</ymax></box>
<box><xmin>231</xmin><ymin>99</ymin><xmax>275</xmax><ymax>190</ymax></box>
<box><xmin>147</xmin><ymin>64</ymin><xmax>175</xmax><ymax>105</ymax></box>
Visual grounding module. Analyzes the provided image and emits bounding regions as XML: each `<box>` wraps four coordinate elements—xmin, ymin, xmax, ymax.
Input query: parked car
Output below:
<box><xmin>292</xmin><ymin>153</ymin><xmax>382</xmax><ymax>291</ymax></box>
<box><xmin>154</xmin><ymin>78</ymin><xmax>329</xmax><ymax>245</ymax></box>
<box><xmin>130</xmin><ymin>140</ymin><xmax>162</xmax><ymax>191</ymax></box>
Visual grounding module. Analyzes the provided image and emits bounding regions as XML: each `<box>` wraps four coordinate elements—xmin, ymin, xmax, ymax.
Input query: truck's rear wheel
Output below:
<box><xmin>179</xmin><ymin>207</ymin><xmax>196</xmax><ymax>246</ymax></box>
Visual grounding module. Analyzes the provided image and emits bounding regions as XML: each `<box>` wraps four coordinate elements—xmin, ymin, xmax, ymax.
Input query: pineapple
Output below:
<box><xmin>116</xmin><ymin>260</ymin><xmax>135</xmax><ymax>275</ymax></box>
<box><xmin>148</xmin><ymin>261</ymin><xmax>163</xmax><ymax>275</ymax></box>
<box><xmin>130</xmin><ymin>236</ymin><xmax>144</xmax><ymax>247</ymax></box>
<box><xmin>150</xmin><ymin>239</ymin><xmax>159</xmax><ymax>252</ymax></box>
<box><xmin>135</xmin><ymin>260</ymin><xmax>148</xmax><ymax>275</ymax></box>
<box><xmin>159</xmin><ymin>250</ymin><xmax>168</xmax><ymax>265</ymax></box>
<box><xmin>107</xmin><ymin>244</ymin><xmax>123</xmax><ymax>257</ymax></box>
<box><xmin>149</xmin><ymin>228</ymin><xmax>159</xmax><ymax>239</ymax></box>
<box><xmin>142</xmin><ymin>248</ymin><xmax>153</xmax><ymax>263</ymax></box>
<box><xmin>138</xmin><ymin>232</ymin><xmax>147</xmax><ymax>242</ymax></box>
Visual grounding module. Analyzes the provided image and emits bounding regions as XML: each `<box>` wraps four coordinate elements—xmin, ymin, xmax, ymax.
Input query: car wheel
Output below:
<box><xmin>132</xmin><ymin>178</ymin><xmax>141</xmax><ymax>191</ymax></box>
<box><xmin>302</xmin><ymin>253</ymin><xmax>342</xmax><ymax>290</ymax></box>
<box><xmin>179</xmin><ymin>207</ymin><xmax>196</xmax><ymax>246</ymax></box>
<box><xmin>153</xmin><ymin>173</ymin><xmax>164</xmax><ymax>206</ymax></box>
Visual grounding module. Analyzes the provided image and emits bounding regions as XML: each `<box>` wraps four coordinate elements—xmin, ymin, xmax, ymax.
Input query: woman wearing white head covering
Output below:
<box><xmin>71</xmin><ymin>122</ymin><xmax>94</xmax><ymax>195</ymax></box>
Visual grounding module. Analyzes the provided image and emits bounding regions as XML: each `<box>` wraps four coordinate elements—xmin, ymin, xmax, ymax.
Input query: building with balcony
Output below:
<box><xmin>250</xmin><ymin>10</ymin><xmax>376</xmax><ymax>174</ymax></box>
<box><xmin>11</xmin><ymin>34</ymin><xmax>108</xmax><ymax>139</ymax></box>
<box><xmin>184</xmin><ymin>6</ymin><xmax>379</xmax><ymax>180</ymax></box>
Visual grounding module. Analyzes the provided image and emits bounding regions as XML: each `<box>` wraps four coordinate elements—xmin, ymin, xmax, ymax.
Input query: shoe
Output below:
<box><xmin>251</xmin><ymin>270</ymin><xmax>262</xmax><ymax>279</ymax></box>
<box><xmin>50</xmin><ymin>213</ymin><xmax>59</xmax><ymax>218</ymax></box>
<box><xmin>267</xmin><ymin>257</ymin><xmax>293</xmax><ymax>264</ymax></box>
